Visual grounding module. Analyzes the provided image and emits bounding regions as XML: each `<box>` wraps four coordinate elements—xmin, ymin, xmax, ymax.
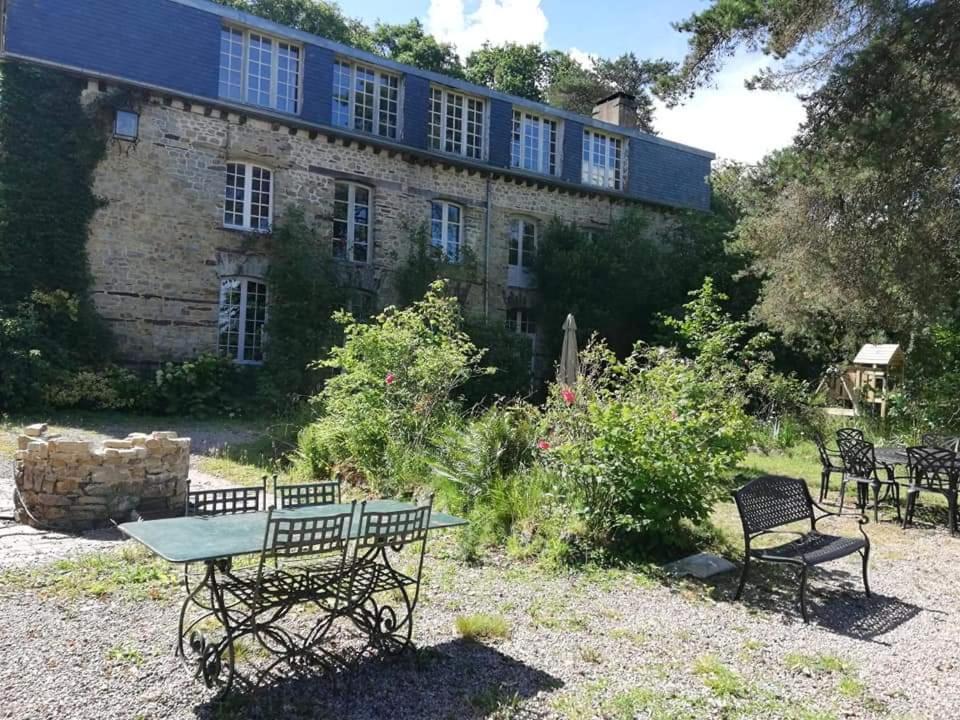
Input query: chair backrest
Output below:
<box><xmin>733</xmin><ymin>476</ymin><xmax>814</xmax><ymax>537</ymax></box>
<box><xmin>185</xmin><ymin>477</ymin><xmax>265</xmax><ymax>516</ymax></box>
<box><xmin>274</xmin><ymin>477</ymin><xmax>341</xmax><ymax>509</ymax></box>
<box><xmin>907</xmin><ymin>446</ymin><xmax>959</xmax><ymax>489</ymax></box>
<box><xmin>813</xmin><ymin>433</ymin><xmax>835</xmax><ymax>468</ymax></box>
<box><xmin>921</xmin><ymin>434</ymin><xmax>960</xmax><ymax>453</ymax></box>
<box><xmin>355</xmin><ymin>497</ymin><xmax>433</xmax><ymax>550</ymax></box>
<box><xmin>843</xmin><ymin>438</ymin><xmax>878</xmax><ymax>479</ymax></box>
<box><xmin>836</xmin><ymin>427</ymin><xmax>865</xmax><ymax>445</ymax></box>
<box><xmin>261</xmin><ymin>502</ymin><xmax>354</xmax><ymax>562</ymax></box>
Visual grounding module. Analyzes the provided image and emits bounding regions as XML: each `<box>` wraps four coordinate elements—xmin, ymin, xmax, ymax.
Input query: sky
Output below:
<box><xmin>337</xmin><ymin>0</ymin><xmax>807</xmax><ymax>164</ymax></box>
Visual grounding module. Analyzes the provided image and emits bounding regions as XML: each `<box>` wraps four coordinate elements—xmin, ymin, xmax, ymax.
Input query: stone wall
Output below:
<box><xmin>13</xmin><ymin>424</ymin><xmax>190</xmax><ymax>531</ymax></box>
<box><xmin>83</xmin><ymin>82</ymin><xmax>682</xmax><ymax>366</ymax></box>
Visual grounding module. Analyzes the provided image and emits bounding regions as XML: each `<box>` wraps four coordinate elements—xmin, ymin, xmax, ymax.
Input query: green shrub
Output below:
<box><xmin>460</xmin><ymin>318</ymin><xmax>534</xmax><ymax>406</ymax></box>
<box><xmin>295</xmin><ymin>281</ymin><xmax>489</xmax><ymax>493</ymax></box>
<box><xmin>147</xmin><ymin>353</ymin><xmax>248</xmax><ymax>417</ymax></box>
<box><xmin>454</xmin><ymin>613</ymin><xmax>511</xmax><ymax>641</ymax></box>
<box><xmin>43</xmin><ymin>366</ymin><xmax>141</xmax><ymax>410</ymax></box>
<box><xmin>547</xmin><ymin>339</ymin><xmax>752</xmax><ymax>556</ymax></box>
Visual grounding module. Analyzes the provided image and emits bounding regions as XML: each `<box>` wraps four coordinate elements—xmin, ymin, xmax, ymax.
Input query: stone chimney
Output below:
<box><xmin>592</xmin><ymin>91</ymin><xmax>639</xmax><ymax>128</ymax></box>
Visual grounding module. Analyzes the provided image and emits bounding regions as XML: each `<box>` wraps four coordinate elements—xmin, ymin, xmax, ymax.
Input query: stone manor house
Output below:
<box><xmin>0</xmin><ymin>0</ymin><xmax>713</xmax><ymax>368</ymax></box>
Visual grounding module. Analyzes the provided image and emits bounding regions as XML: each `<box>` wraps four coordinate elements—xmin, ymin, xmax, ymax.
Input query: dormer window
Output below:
<box><xmin>428</xmin><ymin>87</ymin><xmax>485</xmax><ymax>160</ymax></box>
<box><xmin>332</xmin><ymin>60</ymin><xmax>400</xmax><ymax>139</ymax></box>
<box><xmin>219</xmin><ymin>27</ymin><xmax>301</xmax><ymax>114</ymax></box>
<box><xmin>511</xmin><ymin>110</ymin><xmax>559</xmax><ymax>176</ymax></box>
<box><xmin>582</xmin><ymin>129</ymin><xmax>624</xmax><ymax>190</ymax></box>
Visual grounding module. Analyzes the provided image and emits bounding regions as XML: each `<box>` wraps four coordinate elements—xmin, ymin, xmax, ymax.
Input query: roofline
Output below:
<box><xmin>0</xmin><ymin>52</ymin><xmax>712</xmax><ymax>213</ymax></box>
<box><xmin>169</xmin><ymin>0</ymin><xmax>715</xmax><ymax>160</ymax></box>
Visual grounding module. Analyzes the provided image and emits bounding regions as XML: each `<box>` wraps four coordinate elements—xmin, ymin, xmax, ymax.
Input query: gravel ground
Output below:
<box><xmin>0</xmin><ymin>512</ymin><xmax>958</xmax><ymax>720</ymax></box>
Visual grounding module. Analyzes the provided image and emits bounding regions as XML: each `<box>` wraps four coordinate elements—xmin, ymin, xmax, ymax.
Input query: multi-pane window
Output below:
<box><xmin>219</xmin><ymin>27</ymin><xmax>301</xmax><ymax>114</ymax></box>
<box><xmin>333</xmin><ymin>182</ymin><xmax>372</xmax><ymax>263</ymax></box>
<box><xmin>582</xmin><ymin>129</ymin><xmax>624</xmax><ymax>190</ymax></box>
<box><xmin>219</xmin><ymin>278</ymin><xmax>267</xmax><ymax>364</ymax></box>
<box><xmin>506</xmin><ymin>308</ymin><xmax>536</xmax><ymax>336</ymax></box>
<box><xmin>224</xmin><ymin>163</ymin><xmax>272</xmax><ymax>231</ymax></box>
<box><xmin>511</xmin><ymin>111</ymin><xmax>559</xmax><ymax>175</ymax></box>
<box><xmin>430</xmin><ymin>201</ymin><xmax>462</xmax><ymax>262</ymax></box>
<box><xmin>509</xmin><ymin>219</ymin><xmax>537</xmax><ymax>270</ymax></box>
<box><xmin>429</xmin><ymin>87</ymin><xmax>485</xmax><ymax>159</ymax></box>
<box><xmin>332</xmin><ymin>60</ymin><xmax>400</xmax><ymax>139</ymax></box>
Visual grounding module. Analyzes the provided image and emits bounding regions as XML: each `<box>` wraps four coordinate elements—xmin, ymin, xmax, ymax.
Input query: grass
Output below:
<box><xmin>468</xmin><ymin>686</ymin><xmax>523</xmax><ymax>718</ymax></box>
<box><xmin>692</xmin><ymin>654</ymin><xmax>749</xmax><ymax>699</ymax></box>
<box><xmin>527</xmin><ymin>596</ymin><xmax>589</xmax><ymax>631</ymax></box>
<box><xmin>0</xmin><ymin>544</ymin><xmax>179</xmax><ymax>601</ymax></box>
<box><xmin>454</xmin><ymin>613</ymin><xmax>511</xmax><ymax>642</ymax></box>
<box><xmin>194</xmin><ymin>435</ymin><xmax>285</xmax><ymax>486</ymax></box>
<box><xmin>784</xmin><ymin>652</ymin><xmax>853</xmax><ymax>677</ymax></box>
<box><xmin>106</xmin><ymin>645</ymin><xmax>145</xmax><ymax>666</ymax></box>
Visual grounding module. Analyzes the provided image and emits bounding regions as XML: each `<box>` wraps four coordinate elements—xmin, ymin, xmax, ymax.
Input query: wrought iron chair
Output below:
<box><xmin>814</xmin><ymin>433</ymin><xmax>845</xmax><ymax>502</ymax></box>
<box><xmin>185</xmin><ymin>477</ymin><xmax>267</xmax><ymax>516</ymax></box>
<box><xmin>733</xmin><ymin>475</ymin><xmax>870</xmax><ymax>623</ymax></box>
<box><xmin>342</xmin><ymin>497</ymin><xmax>434</xmax><ymax>655</ymax></box>
<box><xmin>836</xmin><ymin>427</ymin><xmax>865</xmax><ymax>446</ymax></box>
<box><xmin>838</xmin><ymin>438</ymin><xmax>902</xmax><ymax>523</ymax></box>
<box><xmin>904</xmin><ymin>446</ymin><xmax>960</xmax><ymax>534</ymax></box>
<box><xmin>273</xmin><ymin>475</ymin><xmax>342</xmax><ymax>509</ymax></box>
<box><xmin>210</xmin><ymin>503</ymin><xmax>357</xmax><ymax>689</ymax></box>
<box><xmin>921</xmin><ymin>434</ymin><xmax>960</xmax><ymax>454</ymax></box>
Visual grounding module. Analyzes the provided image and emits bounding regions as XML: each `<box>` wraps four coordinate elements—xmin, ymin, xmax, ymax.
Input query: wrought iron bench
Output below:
<box><xmin>733</xmin><ymin>475</ymin><xmax>870</xmax><ymax>622</ymax></box>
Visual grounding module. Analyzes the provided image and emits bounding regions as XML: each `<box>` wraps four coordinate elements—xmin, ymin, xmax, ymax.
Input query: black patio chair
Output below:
<box><xmin>838</xmin><ymin>438</ymin><xmax>902</xmax><ymax>523</ymax></box>
<box><xmin>904</xmin><ymin>446</ymin><xmax>960</xmax><ymax>534</ymax></box>
<box><xmin>836</xmin><ymin>427</ymin><xmax>865</xmax><ymax>445</ymax></box>
<box><xmin>272</xmin><ymin>475</ymin><xmax>342</xmax><ymax>509</ymax></box>
<box><xmin>921</xmin><ymin>434</ymin><xmax>960</xmax><ymax>454</ymax></box>
<box><xmin>814</xmin><ymin>433</ymin><xmax>845</xmax><ymax>502</ymax></box>
<box><xmin>733</xmin><ymin>475</ymin><xmax>870</xmax><ymax>623</ymax></box>
<box><xmin>342</xmin><ymin>496</ymin><xmax>434</xmax><ymax>655</ymax></box>
<box><xmin>185</xmin><ymin>476</ymin><xmax>267</xmax><ymax>516</ymax></box>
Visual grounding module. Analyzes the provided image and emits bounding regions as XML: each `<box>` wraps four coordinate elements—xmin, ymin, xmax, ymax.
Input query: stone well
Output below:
<box><xmin>13</xmin><ymin>424</ymin><xmax>190</xmax><ymax>531</ymax></box>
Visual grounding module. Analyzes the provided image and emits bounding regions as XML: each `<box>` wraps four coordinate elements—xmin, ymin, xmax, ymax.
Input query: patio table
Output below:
<box><xmin>118</xmin><ymin>500</ymin><xmax>467</xmax><ymax>692</ymax></box>
<box><xmin>875</xmin><ymin>447</ymin><xmax>960</xmax><ymax>535</ymax></box>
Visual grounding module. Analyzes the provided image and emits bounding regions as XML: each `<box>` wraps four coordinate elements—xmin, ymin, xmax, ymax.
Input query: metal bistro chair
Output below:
<box><xmin>185</xmin><ymin>477</ymin><xmax>267</xmax><ymax>517</ymax></box>
<box><xmin>213</xmin><ymin>503</ymin><xmax>357</xmax><ymax>690</ymax></box>
<box><xmin>342</xmin><ymin>497</ymin><xmax>434</xmax><ymax>656</ymax></box>
<box><xmin>273</xmin><ymin>475</ymin><xmax>342</xmax><ymax>509</ymax></box>
<box><xmin>839</xmin><ymin>438</ymin><xmax>902</xmax><ymax>523</ymax></box>
<box><xmin>921</xmin><ymin>434</ymin><xmax>960</xmax><ymax>454</ymax></box>
<box><xmin>837</xmin><ymin>427</ymin><xmax>865</xmax><ymax>445</ymax></box>
<box><xmin>814</xmin><ymin>433</ymin><xmax>845</xmax><ymax>502</ymax></box>
<box><xmin>904</xmin><ymin>446</ymin><xmax>960</xmax><ymax>535</ymax></box>
<box><xmin>733</xmin><ymin>475</ymin><xmax>870</xmax><ymax>623</ymax></box>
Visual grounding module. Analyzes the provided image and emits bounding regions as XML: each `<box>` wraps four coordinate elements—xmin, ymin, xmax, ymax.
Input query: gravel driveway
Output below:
<box><xmin>0</xmin><ymin>514</ymin><xmax>958</xmax><ymax>720</ymax></box>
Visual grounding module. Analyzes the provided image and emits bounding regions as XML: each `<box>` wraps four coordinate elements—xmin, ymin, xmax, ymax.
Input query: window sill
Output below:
<box><xmin>222</xmin><ymin>224</ymin><xmax>272</xmax><ymax>235</ymax></box>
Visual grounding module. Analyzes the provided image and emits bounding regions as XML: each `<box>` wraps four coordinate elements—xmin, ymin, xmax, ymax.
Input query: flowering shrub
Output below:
<box><xmin>296</xmin><ymin>281</ymin><xmax>490</xmax><ymax>493</ymax></box>
<box><xmin>546</xmin><ymin>339</ymin><xmax>752</xmax><ymax>556</ymax></box>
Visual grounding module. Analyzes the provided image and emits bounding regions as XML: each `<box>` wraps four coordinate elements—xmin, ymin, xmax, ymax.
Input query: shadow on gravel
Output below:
<box><xmin>193</xmin><ymin>639</ymin><xmax>563</xmax><ymax>720</ymax></box>
<box><xmin>707</xmin><ymin>563</ymin><xmax>926</xmax><ymax>643</ymax></box>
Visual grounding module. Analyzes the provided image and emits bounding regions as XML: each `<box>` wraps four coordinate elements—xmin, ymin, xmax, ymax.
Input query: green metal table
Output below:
<box><xmin>119</xmin><ymin>500</ymin><xmax>467</xmax><ymax>693</ymax></box>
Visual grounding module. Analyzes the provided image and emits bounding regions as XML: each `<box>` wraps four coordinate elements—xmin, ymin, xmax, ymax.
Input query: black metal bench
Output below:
<box><xmin>732</xmin><ymin>475</ymin><xmax>871</xmax><ymax>622</ymax></box>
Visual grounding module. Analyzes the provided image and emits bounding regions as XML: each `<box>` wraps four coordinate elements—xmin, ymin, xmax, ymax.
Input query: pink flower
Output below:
<box><xmin>562</xmin><ymin>388</ymin><xmax>576</xmax><ymax>406</ymax></box>
<box><xmin>538</xmin><ymin>440</ymin><xmax>551</xmax><ymax>451</ymax></box>
<box><xmin>385</xmin><ymin>373</ymin><xmax>395</xmax><ymax>385</ymax></box>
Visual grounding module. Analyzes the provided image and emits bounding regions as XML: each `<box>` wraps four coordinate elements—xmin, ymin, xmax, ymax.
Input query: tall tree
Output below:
<box><xmin>370</xmin><ymin>20</ymin><xmax>463</xmax><ymax>77</ymax></box>
<box><xmin>212</xmin><ymin>0</ymin><xmax>373</xmax><ymax>49</ymax></box>
<box><xmin>465</xmin><ymin>43</ymin><xmax>548</xmax><ymax>101</ymax></box>
<box><xmin>712</xmin><ymin>1</ymin><xmax>960</xmax><ymax>353</ymax></box>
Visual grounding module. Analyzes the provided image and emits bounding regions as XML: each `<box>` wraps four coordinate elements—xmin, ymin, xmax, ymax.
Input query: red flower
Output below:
<box><xmin>538</xmin><ymin>440</ymin><xmax>551</xmax><ymax>451</ymax></box>
<box><xmin>562</xmin><ymin>388</ymin><xmax>576</xmax><ymax>406</ymax></box>
<box><xmin>385</xmin><ymin>373</ymin><xmax>395</xmax><ymax>385</ymax></box>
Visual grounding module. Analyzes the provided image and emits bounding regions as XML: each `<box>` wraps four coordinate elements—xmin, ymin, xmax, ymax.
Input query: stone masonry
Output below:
<box><xmin>13</xmin><ymin>423</ymin><xmax>190</xmax><ymax>531</ymax></box>
<box><xmin>83</xmin><ymin>82</ymin><xmax>682</xmax><ymax>366</ymax></box>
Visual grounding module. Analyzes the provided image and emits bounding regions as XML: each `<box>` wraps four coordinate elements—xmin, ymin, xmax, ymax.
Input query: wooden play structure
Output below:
<box><xmin>818</xmin><ymin>344</ymin><xmax>905</xmax><ymax>418</ymax></box>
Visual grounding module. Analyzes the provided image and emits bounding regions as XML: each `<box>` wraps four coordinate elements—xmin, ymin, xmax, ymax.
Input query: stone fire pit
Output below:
<box><xmin>13</xmin><ymin>424</ymin><xmax>190</xmax><ymax>531</ymax></box>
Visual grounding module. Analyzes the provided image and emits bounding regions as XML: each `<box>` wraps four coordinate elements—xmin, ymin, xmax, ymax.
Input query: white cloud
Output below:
<box><xmin>654</xmin><ymin>56</ymin><xmax>806</xmax><ymax>164</ymax></box>
<box><xmin>568</xmin><ymin>47</ymin><xmax>595</xmax><ymax>70</ymax></box>
<box><xmin>427</xmin><ymin>0</ymin><xmax>548</xmax><ymax>55</ymax></box>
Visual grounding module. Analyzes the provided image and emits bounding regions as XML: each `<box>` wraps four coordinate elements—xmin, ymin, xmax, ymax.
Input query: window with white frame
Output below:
<box><xmin>430</xmin><ymin>200</ymin><xmax>462</xmax><ymax>263</ymax></box>
<box><xmin>333</xmin><ymin>182</ymin><xmax>372</xmax><ymax>263</ymax></box>
<box><xmin>218</xmin><ymin>277</ymin><xmax>267</xmax><ymax>364</ymax></box>
<box><xmin>507</xmin><ymin>308</ymin><xmax>537</xmax><ymax>369</ymax></box>
<box><xmin>511</xmin><ymin>110</ymin><xmax>559</xmax><ymax>175</ymax></box>
<box><xmin>509</xmin><ymin>219</ymin><xmax>537</xmax><ymax>271</ymax></box>
<box><xmin>582</xmin><ymin>129</ymin><xmax>624</xmax><ymax>190</ymax></box>
<box><xmin>224</xmin><ymin>163</ymin><xmax>272</xmax><ymax>231</ymax></box>
<box><xmin>332</xmin><ymin>59</ymin><xmax>400</xmax><ymax>139</ymax></box>
<box><xmin>429</xmin><ymin>87</ymin><xmax>485</xmax><ymax>159</ymax></box>
<box><xmin>219</xmin><ymin>27</ymin><xmax>301</xmax><ymax>114</ymax></box>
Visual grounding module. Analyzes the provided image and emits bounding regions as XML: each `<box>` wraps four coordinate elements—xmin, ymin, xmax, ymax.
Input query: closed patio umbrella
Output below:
<box><xmin>559</xmin><ymin>313</ymin><xmax>579</xmax><ymax>386</ymax></box>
